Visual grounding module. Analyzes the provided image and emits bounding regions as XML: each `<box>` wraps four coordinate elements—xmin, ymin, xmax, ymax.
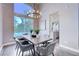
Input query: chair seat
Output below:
<box><xmin>21</xmin><ymin>41</ymin><xmax>30</xmax><ymax>45</ymax></box>
<box><xmin>18</xmin><ymin>37</ymin><xmax>26</xmax><ymax>40</ymax></box>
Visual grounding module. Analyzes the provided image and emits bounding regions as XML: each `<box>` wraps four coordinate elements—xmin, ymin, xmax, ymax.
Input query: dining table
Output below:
<box><xmin>22</xmin><ymin>34</ymin><xmax>52</xmax><ymax>45</ymax></box>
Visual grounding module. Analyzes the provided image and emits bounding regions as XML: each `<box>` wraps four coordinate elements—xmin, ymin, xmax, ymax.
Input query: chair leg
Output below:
<box><xmin>33</xmin><ymin>46</ymin><xmax>36</xmax><ymax>56</ymax></box>
<box><xmin>52</xmin><ymin>52</ymin><xmax>54</xmax><ymax>56</ymax></box>
<box><xmin>15</xmin><ymin>44</ymin><xmax>18</xmax><ymax>49</ymax></box>
<box><xmin>32</xmin><ymin>49</ymin><xmax>36</xmax><ymax>56</ymax></box>
<box><xmin>36</xmin><ymin>51</ymin><xmax>40</xmax><ymax>56</ymax></box>
<box><xmin>29</xmin><ymin>50</ymin><xmax>30</xmax><ymax>56</ymax></box>
<box><xmin>16</xmin><ymin>48</ymin><xmax>19</xmax><ymax>56</ymax></box>
<box><xmin>16</xmin><ymin>45</ymin><xmax>20</xmax><ymax>56</ymax></box>
<box><xmin>22</xmin><ymin>52</ymin><xmax>24</xmax><ymax>56</ymax></box>
<box><xmin>18</xmin><ymin>50</ymin><xmax>21</xmax><ymax>56</ymax></box>
<box><xmin>30</xmin><ymin>49</ymin><xmax>32</xmax><ymax>56</ymax></box>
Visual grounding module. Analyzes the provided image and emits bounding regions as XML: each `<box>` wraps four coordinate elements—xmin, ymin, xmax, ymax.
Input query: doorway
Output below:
<box><xmin>49</xmin><ymin>11</ymin><xmax>59</xmax><ymax>42</ymax></box>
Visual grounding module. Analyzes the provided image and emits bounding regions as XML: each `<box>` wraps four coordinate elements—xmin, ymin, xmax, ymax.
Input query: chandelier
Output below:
<box><xmin>26</xmin><ymin>9</ymin><xmax>41</xmax><ymax>19</ymax></box>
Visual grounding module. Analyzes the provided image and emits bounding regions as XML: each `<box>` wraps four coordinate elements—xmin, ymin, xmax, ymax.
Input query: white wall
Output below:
<box><xmin>59</xmin><ymin>4</ymin><xmax>78</xmax><ymax>51</ymax></box>
<box><xmin>40</xmin><ymin>3</ymin><xmax>79</xmax><ymax>52</ymax></box>
<box><xmin>78</xmin><ymin>4</ymin><xmax>79</xmax><ymax>49</ymax></box>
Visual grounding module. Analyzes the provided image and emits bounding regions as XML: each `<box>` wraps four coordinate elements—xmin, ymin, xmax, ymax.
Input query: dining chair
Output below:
<box><xmin>36</xmin><ymin>40</ymin><xmax>57</xmax><ymax>56</ymax></box>
<box><xmin>16</xmin><ymin>39</ymin><xmax>35</xmax><ymax>56</ymax></box>
<box><xmin>14</xmin><ymin>37</ymin><xmax>26</xmax><ymax>55</ymax></box>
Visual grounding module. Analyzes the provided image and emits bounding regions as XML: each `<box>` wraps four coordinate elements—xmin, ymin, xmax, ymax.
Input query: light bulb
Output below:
<box><xmin>33</xmin><ymin>9</ymin><xmax>35</xmax><ymax>12</ymax></box>
<box><xmin>37</xmin><ymin>10</ymin><xmax>39</xmax><ymax>13</ymax></box>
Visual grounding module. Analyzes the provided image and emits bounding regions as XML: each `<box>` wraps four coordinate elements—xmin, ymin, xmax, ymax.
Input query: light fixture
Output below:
<box><xmin>26</xmin><ymin>9</ymin><xmax>41</xmax><ymax>19</ymax></box>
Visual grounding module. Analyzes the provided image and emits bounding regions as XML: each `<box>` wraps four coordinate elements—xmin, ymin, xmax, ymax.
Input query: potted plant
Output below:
<box><xmin>30</xmin><ymin>29</ymin><xmax>33</xmax><ymax>33</ymax></box>
<box><xmin>35</xmin><ymin>29</ymin><xmax>40</xmax><ymax>34</ymax></box>
<box><xmin>30</xmin><ymin>29</ymin><xmax>36</xmax><ymax>38</ymax></box>
<box><xmin>30</xmin><ymin>29</ymin><xmax>40</xmax><ymax>38</ymax></box>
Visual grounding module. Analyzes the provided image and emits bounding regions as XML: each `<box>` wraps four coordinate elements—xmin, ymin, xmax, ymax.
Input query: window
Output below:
<box><xmin>14</xmin><ymin>3</ymin><xmax>33</xmax><ymax>15</ymax></box>
<box><xmin>14</xmin><ymin>3</ymin><xmax>33</xmax><ymax>37</ymax></box>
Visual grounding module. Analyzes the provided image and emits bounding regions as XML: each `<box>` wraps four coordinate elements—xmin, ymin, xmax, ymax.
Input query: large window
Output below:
<box><xmin>14</xmin><ymin>3</ymin><xmax>33</xmax><ymax>37</ymax></box>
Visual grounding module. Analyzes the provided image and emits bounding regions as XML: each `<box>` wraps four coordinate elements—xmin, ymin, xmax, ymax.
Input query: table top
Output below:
<box><xmin>22</xmin><ymin>35</ymin><xmax>52</xmax><ymax>45</ymax></box>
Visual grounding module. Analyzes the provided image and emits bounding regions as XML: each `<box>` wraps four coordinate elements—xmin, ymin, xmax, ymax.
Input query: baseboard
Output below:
<box><xmin>60</xmin><ymin>45</ymin><xmax>79</xmax><ymax>56</ymax></box>
<box><xmin>0</xmin><ymin>47</ymin><xmax>2</xmax><ymax>55</ymax></box>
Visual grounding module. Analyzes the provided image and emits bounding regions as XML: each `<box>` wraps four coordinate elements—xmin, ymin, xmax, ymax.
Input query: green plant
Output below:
<box><xmin>31</xmin><ymin>29</ymin><xmax>40</xmax><ymax>34</ymax></box>
<box><xmin>35</xmin><ymin>29</ymin><xmax>40</xmax><ymax>34</ymax></box>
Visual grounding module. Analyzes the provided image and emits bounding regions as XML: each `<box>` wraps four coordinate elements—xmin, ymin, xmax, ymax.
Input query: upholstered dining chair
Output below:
<box><xmin>14</xmin><ymin>37</ymin><xmax>35</xmax><ymax>56</ymax></box>
<box><xmin>16</xmin><ymin>39</ymin><xmax>35</xmax><ymax>56</ymax></box>
<box><xmin>36</xmin><ymin>40</ymin><xmax>57</xmax><ymax>56</ymax></box>
<box><xmin>14</xmin><ymin>37</ymin><xmax>26</xmax><ymax>55</ymax></box>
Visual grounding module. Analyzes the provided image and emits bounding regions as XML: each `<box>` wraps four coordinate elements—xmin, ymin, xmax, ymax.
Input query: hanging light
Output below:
<box><xmin>26</xmin><ymin>9</ymin><xmax>41</xmax><ymax>19</ymax></box>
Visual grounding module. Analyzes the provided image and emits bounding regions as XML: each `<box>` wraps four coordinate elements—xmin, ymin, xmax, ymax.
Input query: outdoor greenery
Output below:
<box><xmin>14</xmin><ymin>16</ymin><xmax>33</xmax><ymax>36</ymax></box>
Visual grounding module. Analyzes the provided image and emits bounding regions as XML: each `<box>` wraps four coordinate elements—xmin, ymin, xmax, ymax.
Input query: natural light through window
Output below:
<box><xmin>14</xmin><ymin>3</ymin><xmax>33</xmax><ymax>37</ymax></box>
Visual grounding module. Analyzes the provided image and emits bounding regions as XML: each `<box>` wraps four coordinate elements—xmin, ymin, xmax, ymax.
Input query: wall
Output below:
<box><xmin>40</xmin><ymin>3</ymin><xmax>79</xmax><ymax>53</ymax></box>
<box><xmin>78</xmin><ymin>4</ymin><xmax>79</xmax><ymax>49</ymax></box>
<box><xmin>0</xmin><ymin>4</ymin><xmax>3</xmax><ymax>50</ymax></box>
<box><xmin>59</xmin><ymin>4</ymin><xmax>78</xmax><ymax>51</ymax></box>
<box><xmin>2</xmin><ymin>4</ymin><xmax>14</xmax><ymax>44</ymax></box>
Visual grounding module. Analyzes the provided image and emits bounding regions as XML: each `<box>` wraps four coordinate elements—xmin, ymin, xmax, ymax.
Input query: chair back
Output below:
<box><xmin>16</xmin><ymin>39</ymin><xmax>34</xmax><ymax>52</ymax></box>
<box><xmin>46</xmin><ymin>40</ymin><xmax>57</xmax><ymax>55</ymax></box>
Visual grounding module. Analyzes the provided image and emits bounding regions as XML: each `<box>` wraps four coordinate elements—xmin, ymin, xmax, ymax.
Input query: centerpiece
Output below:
<box><xmin>30</xmin><ymin>29</ymin><xmax>40</xmax><ymax>38</ymax></box>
